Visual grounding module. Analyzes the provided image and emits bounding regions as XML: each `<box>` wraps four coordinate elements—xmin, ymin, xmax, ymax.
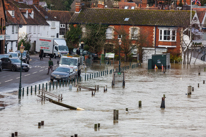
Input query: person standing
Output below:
<box><xmin>39</xmin><ymin>49</ymin><xmax>44</xmax><ymax>60</ymax></box>
<box><xmin>47</xmin><ymin>57</ymin><xmax>53</xmax><ymax>75</ymax></box>
<box><xmin>76</xmin><ymin>48</ymin><xmax>80</xmax><ymax>55</ymax></box>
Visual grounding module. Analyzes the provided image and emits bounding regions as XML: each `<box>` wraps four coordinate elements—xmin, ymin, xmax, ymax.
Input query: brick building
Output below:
<box><xmin>0</xmin><ymin>0</ymin><xmax>7</xmax><ymax>54</ymax></box>
<box><xmin>70</xmin><ymin>3</ymin><xmax>193</xmax><ymax>61</ymax></box>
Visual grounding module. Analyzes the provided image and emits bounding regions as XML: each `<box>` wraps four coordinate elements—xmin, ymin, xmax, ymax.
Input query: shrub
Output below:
<box><xmin>170</xmin><ymin>54</ymin><xmax>182</xmax><ymax>63</ymax></box>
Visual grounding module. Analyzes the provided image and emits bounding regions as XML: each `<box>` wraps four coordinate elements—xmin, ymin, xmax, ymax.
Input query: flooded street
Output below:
<box><xmin>1</xmin><ymin>63</ymin><xmax>206</xmax><ymax>137</ymax></box>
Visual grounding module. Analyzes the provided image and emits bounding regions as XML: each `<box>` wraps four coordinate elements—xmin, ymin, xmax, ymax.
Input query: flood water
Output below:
<box><xmin>1</xmin><ymin>62</ymin><xmax>206</xmax><ymax>137</ymax></box>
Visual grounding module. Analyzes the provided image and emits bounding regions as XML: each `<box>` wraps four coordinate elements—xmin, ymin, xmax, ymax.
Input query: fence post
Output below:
<box><xmin>35</xmin><ymin>85</ymin><xmax>37</xmax><ymax>94</ymax></box>
<box><xmin>31</xmin><ymin>86</ymin><xmax>32</xmax><ymax>95</ymax></box>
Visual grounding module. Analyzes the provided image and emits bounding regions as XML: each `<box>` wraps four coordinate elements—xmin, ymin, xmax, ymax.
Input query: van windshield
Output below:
<box><xmin>60</xmin><ymin>58</ymin><xmax>78</xmax><ymax>66</ymax></box>
<box><xmin>58</xmin><ymin>46</ymin><xmax>68</xmax><ymax>51</ymax></box>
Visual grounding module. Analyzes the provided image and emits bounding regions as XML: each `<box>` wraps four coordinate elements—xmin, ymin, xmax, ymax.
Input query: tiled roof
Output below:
<box><xmin>36</xmin><ymin>5</ymin><xmax>57</xmax><ymax>21</ymax></box>
<box><xmin>5</xmin><ymin>0</ymin><xmax>49</xmax><ymax>25</ymax></box>
<box><xmin>70</xmin><ymin>9</ymin><xmax>194</xmax><ymax>27</ymax></box>
<box><xmin>48</xmin><ymin>10</ymin><xmax>74</xmax><ymax>24</ymax></box>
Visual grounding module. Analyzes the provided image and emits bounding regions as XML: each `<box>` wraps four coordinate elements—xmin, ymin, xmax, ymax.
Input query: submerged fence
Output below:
<box><xmin>20</xmin><ymin>63</ymin><xmax>141</xmax><ymax>97</ymax></box>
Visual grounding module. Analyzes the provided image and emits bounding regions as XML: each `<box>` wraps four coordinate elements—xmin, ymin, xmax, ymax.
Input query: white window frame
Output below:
<box><xmin>106</xmin><ymin>27</ymin><xmax>113</xmax><ymax>39</ymax></box>
<box><xmin>12</xmin><ymin>25</ymin><xmax>14</xmax><ymax>34</ymax></box>
<box><xmin>51</xmin><ymin>22</ymin><xmax>55</xmax><ymax>29</ymax></box>
<box><xmin>118</xmin><ymin>35</ymin><xmax>122</xmax><ymax>39</ymax></box>
<box><xmin>33</xmin><ymin>26</ymin><xmax>36</xmax><ymax>34</ymax></box>
<box><xmin>60</xmin><ymin>24</ymin><xmax>65</xmax><ymax>28</ymax></box>
<box><xmin>15</xmin><ymin>25</ymin><xmax>18</xmax><ymax>34</ymax></box>
<box><xmin>159</xmin><ymin>28</ymin><xmax>177</xmax><ymax>42</ymax></box>
<box><xmin>130</xmin><ymin>27</ymin><xmax>138</xmax><ymax>40</ymax></box>
<box><xmin>29</xmin><ymin>26</ymin><xmax>31</xmax><ymax>33</ymax></box>
<box><xmin>124</xmin><ymin>6</ymin><xmax>129</xmax><ymax>9</ymax></box>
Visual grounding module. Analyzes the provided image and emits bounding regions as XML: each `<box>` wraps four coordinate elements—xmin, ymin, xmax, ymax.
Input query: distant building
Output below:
<box><xmin>70</xmin><ymin>3</ymin><xmax>193</xmax><ymax>62</ymax></box>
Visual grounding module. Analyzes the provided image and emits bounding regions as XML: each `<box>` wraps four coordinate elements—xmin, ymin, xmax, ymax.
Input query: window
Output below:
<box><xmin>106</xmin><ymin>27</ymin><xmax>113</xmax><ymax>39</ymax></box>
<box><xmin>131</xmin><ymin>28</ymin><xmax>138</xmax><ymax>40</ymax></box>
<box><xmin>16</xmin><ymin>25</ymin><xmax>18</xmax><ymax>34</ymax></box>
<box><xmin>131</xmin><ymin>6</ymin><xmax>135</xmax><ymax>9</ymax></box>
<box><xmin>124</xmin><ymin>6</ymin><xmax>129</xmax><ymax>9</ymax></box>
<box><xmin>60</xmin><ymin>24</ymin><xmax>65</xmax><ymax>28</ymax></box>
<box><xmin>12</xmin><ymin>26</ymin><xmax>14</xmax><ymax>34</ymax></box>
<box><xmin>124</xmin><ymin>18</ymin><xmax>129</xmax><ymax>21</ymax></box>
<box><xmin>11</xmin><ymin>11</ymin><xmax>15</xmax><ymax>17</ymax></box>
<box><xmin>33</xmin><ymin>26</ymin><xmax>36</xmax><ymax>34</ymax></box>
<box><xmin>118</xmin><ymin>35</ymin><xmax>122</xmax><ymax>39</ymax></box>
<box><xmin>29</xmin><ymin>26</ymin><xmax>31</xmax><ymax>33</ymax></box>
<box><xmin>159</xmin><ymin>28</ymin><xmax>176</xmax><ymax>41</ymax></box>
<box><xmin>51</xmin><ymin>22</ymin><xmax>55</xmax><ymax>28</ymax></box>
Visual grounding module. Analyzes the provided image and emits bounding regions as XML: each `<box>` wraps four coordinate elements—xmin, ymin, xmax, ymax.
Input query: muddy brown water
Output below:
<box><xmin>0</xmin><ymin>63</ymin><xmax>206</xmax><ymax>137</ymax></box>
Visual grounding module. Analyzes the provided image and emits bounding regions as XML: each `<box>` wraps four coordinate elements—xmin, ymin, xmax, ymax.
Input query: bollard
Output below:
<box><xmin>198</xmin><ymin>83</ymin><xmax>199</xmax><ymax>88</ymax></box>
<box><xmin>41</xmin><ymin>121</ymin><xmax>44</xmax><ymax>126</ymax></box>
<box><xmin>105</xmin><ymin>85</ymin><xmax>107</xmax><ymax>91</ymax></box>
<box><xmin>97</xmin><ymin>85</ymin><xmax>99</xmax><ymax>91</ymax></box>
<box><xmin>160</xmin><ymin>95</ymin><xmax>165</xmax><ymax>108</ymax></box>
<box><xmin>94</xmin><ymin>124</ymin><xmax>98</xmax><ymax>131</ymax></box>
<box><xmin>15</xmin><ymin>132</ymin><xmax>18</xmax><ymax>136</ymax></box>
<box><xmin>192</xmin><ymin>87</ymin><xmax>194</xmax><ymax>91</ymax></box>
<box><xmin>11</xmin><ymin>133</ymin><xmax>14</xmax><ymax>137</ymax></box>
<box><xmin>27</xmin><ymin>87</ymin><xmax>28</xmax><ymax>95</ymax></box>
<box><xmin>53</xmin><ymin>82</ymin><xmax>54</xmax><ymax>90</ymax></box>
<box><xmin>113</xmin><ymin>109</ymin><xmax>119</xmax><ymax>121</ymax></box>
<box><xmin>101</xmin><ymin>71</ymin><xmax>102</xmax><ymax>76</ymax></box>
<box><xmin>126</xmin><ymin>108</ymin><xmax>128</xmax><ymax>112</ymax></box>
<box><xmin>203</xmin><ymin>80</ymin><xmax>205</xmax><ymax>84</ymax></box>
<box><xmin>35</xmin><ymin>85</ymin><xmax>37</xmax><ymax>94</ymax></box>
<box><xmin>60</xmin><ymin>80</ymin><xmax>61</xmax><ymax>87</ymax></box>
<box><xmin>98</xmin><ymin>123</ymin><xmax>100</xmax><ymax>129</ymax></box>
<box><xmin>31</xmin><ymin>86</ymin><xmax>32</xmax><ymax>95</ymax></box>
<box><xmin>38</xmin><ymin>122</ymin><xmax>41</xmax><ymax>128</ymax></box>
<box><xmin>188</xmin><ymin>86</ymin><xmax>192</xmax><ymax>95</ymax></box>
<box><xmin>39</xmin><ymin>84</ymin><xmax>40</xmax><ymax>91</ymax></box>
<box><xmin>92</xmin><ymin>91</ymin><xmax>95</xmax><ymax>96</ymax></box>
<box><xmin>74</xmin><ymin>134</ymin><xmax>78</xmax><ymax>137</ymax></box>
<box><xmin>42</xmin><ymin>83</ymin><xmax>44</xmax><ymax>90</ymax></box>
<box><xmin>198</xmin><ymin>66</ymin><xmax>201</xmax><ymax>75</ymax></box>
<box><xmin>22</xmin><ymin>88</ymin><xmax>24</xmax><ymax>96</ymax></box>
<box><xmin>139</xmin><ymin>101</ymin><xmax>142</xmax><ymax>108</ymax></box>
<box><xmin>46</xmin><ymin>83</ymin><xmax>47</xmax><ymax>91</ymax></box>
<box><xmin>90</xmin><ymin>74</ymin><xmax>91</xmax><ymax>79</ymax></box>
<box><xmin>49</xmin><ymin>82</ymin><xmax>51</xmax><ymax>91</ymax></box>
<box><xmin>56</xmin><ymin>81</ymin><xmax>58</xmax><ymax>89</ymax></box>
<box><xmin>87</xmin><ymin>74</ymin><xmax>88</xmax><ymax>81</ymax></box>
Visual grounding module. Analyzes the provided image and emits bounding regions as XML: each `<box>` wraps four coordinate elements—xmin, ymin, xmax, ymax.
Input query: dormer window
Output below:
<box><xmin>60</xmin><ymin>24</ymin><xmax>65</xmax><ymax>28</ymax></box>
<box><xmin>30</xmin><ymin>11</ymin><xmax>34</xmax><ymax>19</ymax></box>
<box><xmin>8</xmin><ymin>10</ymin><xmax>15</xmax><ymax>17</ymax></box>
<box><xmin>131</xmin><ymin>6</ymin><xmax>135</xmax><ymax>9</ymax></box>
<box><xmin>24</xmin><ymin>10</ymin><xmax>28</xmax><ymax>18</ymax></box>
<box><xmin>124</xmin><ymin>6</ymin><xmax>129</xmax><ymax>9</ymax></box>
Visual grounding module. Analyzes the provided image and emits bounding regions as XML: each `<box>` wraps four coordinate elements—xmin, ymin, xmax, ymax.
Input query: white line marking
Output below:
<box><xmin>24</xmin><ymin>74</ymin><xmax>30</xmax><ymax>76</ymax></box>
<box><xmin>5</xmin><ymin>79</ymin><xmax>13</xmax><ymax>82</ymax></box>
<box><xmin>32</xmin><ymin>72</ymin><xmax>37</xmax><ymax>74</ymax></box>
<box><xmin>39</xmin><ymin>70</ymin><xmax>44</xmax><ymax>72</ymax></box>
<box><xmin>0</xmin><ymin>82</ymin><xmax>1</xmax><ymax>84</ymax></box>
<box><xmin>16</xmin><ymin>77</ymin><xmax>20</xmax><ymax>79</ymax></box>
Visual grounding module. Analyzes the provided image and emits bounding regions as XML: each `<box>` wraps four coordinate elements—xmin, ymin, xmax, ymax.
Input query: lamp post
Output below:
<box><xmin>18</xmin><ymin>43</ymin><xmax>24</xmax><ymax>99</ymax></box>
<box><xmin>118</xmin><ymin>39</ymin><xmax>121</xmax><ymax>72</ymax></box>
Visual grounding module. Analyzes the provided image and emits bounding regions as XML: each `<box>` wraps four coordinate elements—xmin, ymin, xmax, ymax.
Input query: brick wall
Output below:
<box><xmin>0</xmin><ymin>0</ymin><xmax>6</xmax><ymax>54</ymax></box>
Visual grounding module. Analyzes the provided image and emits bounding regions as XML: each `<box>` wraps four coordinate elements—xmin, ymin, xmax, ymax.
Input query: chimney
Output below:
<box><xmin>33</xmin><ymin>0</ymin><xmax>39</xmax><ymax>6</ymax></box>
<box><xmin>141</xmin><ymin>0</ymin><xmax>147</xmax><ymax>8</ymax></box>
<box><xmin>75</xmin><ymin>2</ymin><xmax>81</xmax><ymax>13</ymax></box>
<box><xmin>98</xmin><ymin>1</ymin><xmax>104</xmax><ymax>8</ymax></box>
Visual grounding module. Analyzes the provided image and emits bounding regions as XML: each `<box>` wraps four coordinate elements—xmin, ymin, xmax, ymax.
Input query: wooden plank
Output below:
<box><xmin>48</xmin><ymin>98</ymin><xmax>84</xmax><ymax>111</ymax></box>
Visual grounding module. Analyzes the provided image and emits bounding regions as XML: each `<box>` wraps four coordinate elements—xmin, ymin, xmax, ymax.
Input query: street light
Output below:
<box><xmin>118</xmin><ymin>39</ymin><xmax>121</xmax><ymax>72</ymax></box>
<box><xmin>18</xmin><ymin>43</ymin><xmax>24</xmax><ymax>99</ymax></box>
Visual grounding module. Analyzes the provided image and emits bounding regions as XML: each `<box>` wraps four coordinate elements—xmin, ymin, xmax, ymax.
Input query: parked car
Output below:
<box><xmin>0</xmin><ymin>60</ymin><xmax>2</xmax><ymax>71</ymax></box>
<box><xmin>82</xmin><ymin>50</ymin><xmax>98</xmax><ymax>59</ymax></box>
<box><xmin>0</xmin><ymin>54</ymin><xmax>10</xmax><ymax>59</ymax></box>
<box><xmin>8</xmin><ymin>52</ymin><xmax>19</xmax><ymax>58</ymax></box>
<box><xmin>1</xmin><ymin>57</ymin><xmax>30</xmax><ymax>72</ymax></box>
<box><xmin>16</xmin><ymin>50</ymin><xmax>30</xmax><ymax>64</ymax></box>
<box><xmin>50</xmin><ymin>66</ymin><xmax>77</xmax><ymax>82</ymax></box>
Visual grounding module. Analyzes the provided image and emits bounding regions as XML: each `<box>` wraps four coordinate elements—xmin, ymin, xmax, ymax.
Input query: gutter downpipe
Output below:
<box><xmin>155</xmin><ymin>25</ymin><xmax>157</xmax><ymax>54</ymax></box>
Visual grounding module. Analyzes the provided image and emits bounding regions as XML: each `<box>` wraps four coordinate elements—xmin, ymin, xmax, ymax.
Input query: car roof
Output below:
<box><xmin>8</xmin><ymin>52</ymin><xmax>18</xmax><ymax>54</ymax></box>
